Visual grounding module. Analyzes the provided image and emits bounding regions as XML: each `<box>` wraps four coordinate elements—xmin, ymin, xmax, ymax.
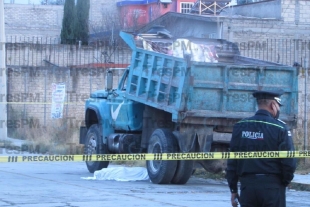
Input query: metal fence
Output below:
<box><xmin>235</xmin><ymin>39</ymin><xmax>310</xmax><ymax>67</ymax></box>
<box><xmin>5</xmin><ymin>36</ymin><xmax>132</xmax><ymax>67</ymax></box>
<box><xmin>5</xmin><ymin>37</ymin><xmax>310</xmax><ymax>67</ymax></box>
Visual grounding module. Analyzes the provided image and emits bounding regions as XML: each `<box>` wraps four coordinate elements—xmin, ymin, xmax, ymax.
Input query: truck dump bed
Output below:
<box><xmin>120</xmin><ymin>32</ymin><xmax>298</xmax><ymax>128</ymax></box>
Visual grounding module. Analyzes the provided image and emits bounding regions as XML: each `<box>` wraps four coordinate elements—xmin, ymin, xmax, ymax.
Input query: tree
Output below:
<box><xmin>74</xmin><ymin>0</ymin><xmax>90</xmax><ymax>45</ymax></box>
<box><xmin>60</xmin><ymin>0</ymin><xmax>75</xmax><ymax>44</ymax></box>
<box><xmin>40</xmin><ymin>0</ymin><xmax>65</xmax><ymax>5</ymax></box>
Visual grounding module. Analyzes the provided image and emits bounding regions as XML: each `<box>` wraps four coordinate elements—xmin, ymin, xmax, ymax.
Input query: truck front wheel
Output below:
<box><xmin>84</xmin><ymin>124</ymin><xmax>109</xmax><ymax>173</ymax></box>
<box><xmin>146</xmin><ymin>128</ymin><xmax>177</xmax><ymax>184</ymax></box>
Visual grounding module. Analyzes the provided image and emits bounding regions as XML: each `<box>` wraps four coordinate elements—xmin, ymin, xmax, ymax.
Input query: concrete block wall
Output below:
<box><xmin>4</xmin><ymin>4</ymin><xmax>63</xmax><ymax>38</ymax></box>
<box><xmin>299</xmin><ymin>0</ymin><xmax>310</xmax><ymax>24</ymax></box>
<box><xmin>281</xmin><ymin>0</ymin><xmax>295</xmax><ymax>23</ymax></box>
<box><xmin>223</xmin><ymin>18</ymin><xmax>291</xmax><ymax>65</ymax></box>
<box><xmin>4</xmin><ymin>0</ymin><xmax>119</xmax><ymax>38</ymax></box>
<box><xmin>282</xmin><ymin>0</ymin><xmax>310</xmax><ymax>24</ymax></box>
<box><xmin>7</xmin><ymin>66</ymin><xmax>126</xmax><ymax>130</ymax></box>
<box><xmin>222</xmin><ymin>17</ymin><xmax>310</xmax><ymax>64</ymax></box>
<box><xmin>89</xmin><ymin>0</ymin><xmax>119</xmax><ymax>31</ymax></box>
<box><xmin>222</xmin><ymin>16</ymin><xmax>310</xmax><ymax>142</ymax></box>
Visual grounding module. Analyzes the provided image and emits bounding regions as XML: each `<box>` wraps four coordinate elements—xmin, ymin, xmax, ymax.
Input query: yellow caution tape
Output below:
<box><xmin>0</xmin><ymin>151</ymin><xmax>307</xmax><ymax>163</ymax></box>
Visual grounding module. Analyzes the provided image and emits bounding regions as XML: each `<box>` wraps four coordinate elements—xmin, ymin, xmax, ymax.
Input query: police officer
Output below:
<box><xmin>226</xmin><ymin>90</ymin><xmax>296</xmax><ymax>207</ymax></box>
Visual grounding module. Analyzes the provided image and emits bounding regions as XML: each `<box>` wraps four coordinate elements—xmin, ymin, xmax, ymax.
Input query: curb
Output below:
<box><xmin>290</xmin><ymin>182</ymin><xmax>310</xmax><ymax>191</ymax></box>
<box><xmin>289</xmin><ymin>173</ymin><xmax>310</xmax><ymax>191</ymax></box>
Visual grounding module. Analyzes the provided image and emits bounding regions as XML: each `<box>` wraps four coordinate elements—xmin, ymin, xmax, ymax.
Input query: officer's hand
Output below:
<box><xmin>231</xmin><ymin>193</ymin><xmax>239</xmax><ymax>207</ymax></box>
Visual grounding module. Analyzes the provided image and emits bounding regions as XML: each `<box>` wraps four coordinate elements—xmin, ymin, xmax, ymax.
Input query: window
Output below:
<box><xmin>180</xmin><ymin>2</ymin><xmax>194</xmax><ymax>14</ymax></box>
<box><xmin>201</xmin><ymin>33</ymin><xmax>217</xmax><ymax>39</ymax></box>
<box><xmin>208</xmin><ymin>33</ymin><xmax>216</xmax><ymax>39</ymax></box>
<box><xmin>237</xmin><ymin>0</ymin><xmax>269</xmax><ymax>5</ymax></box>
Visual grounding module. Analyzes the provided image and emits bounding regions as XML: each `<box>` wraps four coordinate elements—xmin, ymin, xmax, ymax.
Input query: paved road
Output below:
<box><xmin>0</xmin><ymin>160</ymin><xmax>310</xmax><ymax>207</ymax></box>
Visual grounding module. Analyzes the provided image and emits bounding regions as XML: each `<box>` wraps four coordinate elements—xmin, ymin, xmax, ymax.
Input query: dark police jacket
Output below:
<box><xmin>226</xmin><ymin>109</ymin><xmax>296</xmax><ymax>193</ymax></box>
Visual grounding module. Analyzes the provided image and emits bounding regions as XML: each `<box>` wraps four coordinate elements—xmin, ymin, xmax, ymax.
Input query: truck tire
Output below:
<box><xmin>84</xmin><ymin>124</ymin><xmax>109</xmax><ymax>173</ymax></box>
<box><xmin>171</xmin><ymin>160</ymin><xmax>194</xmax><ymax>184</ymax></box>
<box><xmin>147</xmin><ymin>128</ymin><xmax>177</xmax><ymax>184</ymax></box>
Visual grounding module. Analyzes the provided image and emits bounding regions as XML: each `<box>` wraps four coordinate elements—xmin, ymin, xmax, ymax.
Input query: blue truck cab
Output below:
<box><xmin>80</xmin><ymin>31</ymin><xmax>298</xmax><ymax>184</ymax></box>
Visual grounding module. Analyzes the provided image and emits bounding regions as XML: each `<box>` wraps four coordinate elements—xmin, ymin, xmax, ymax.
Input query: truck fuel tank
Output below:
<box><xmin>108</xmin><ymin>133</ymin><xmax>143</xmax><ymax>154</ymax></box>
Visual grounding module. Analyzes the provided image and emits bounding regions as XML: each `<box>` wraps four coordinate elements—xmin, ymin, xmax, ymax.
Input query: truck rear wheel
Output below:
<box><xmin>84</xmin><ymin>124</ymin><xmax>109</xmax><ymax>173</ymax></box>
<box><xmin>171</xmin><ymin>160</ymin><xmax>194</xmax><ymax>184</ymax></box>
<box><xmin>147</xmin><ymin>128</ymin><xmax>177</xmax><ymax>184</ymax></box>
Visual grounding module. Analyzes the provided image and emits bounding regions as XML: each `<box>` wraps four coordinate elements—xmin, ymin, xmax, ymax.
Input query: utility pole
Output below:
<box><xmin>0</xmin><ymin>0</ymin><xmax>7</xmax><ymax>140</ymax></box>
<box><xmin>305</xmin><ymin>59</ymin><xmax>308</xmax><ymax>151</ymax></box>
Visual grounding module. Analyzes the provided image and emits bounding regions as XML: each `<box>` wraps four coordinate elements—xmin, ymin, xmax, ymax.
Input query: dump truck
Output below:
<box><xmin>79</xmin><ymin>31</ymin><xmax>298</xmax><ymax>184</ymax></box>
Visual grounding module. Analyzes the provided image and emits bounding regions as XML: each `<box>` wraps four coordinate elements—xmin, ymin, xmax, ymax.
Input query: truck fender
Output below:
<box><xmin>85</xmin><ymin>106</ymin><xmax>102</xmax><ymax>128</ymax></box>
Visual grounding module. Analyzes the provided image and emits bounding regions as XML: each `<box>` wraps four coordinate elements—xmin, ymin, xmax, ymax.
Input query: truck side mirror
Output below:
<box><xmin>106</xmin><ymin>70</ymin><xmax>113</xmax><ymax>91</ymax></box>
<box><xmin>293</xmin><ymin>62</ymin><xmax>301</xmax><ymax>76</ymax></box>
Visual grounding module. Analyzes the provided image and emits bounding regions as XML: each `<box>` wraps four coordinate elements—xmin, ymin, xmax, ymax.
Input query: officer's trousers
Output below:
<box><xmin>239</xmin><ymin>174</ymin><xmax>286</xmax><ymax>207</ymax></box>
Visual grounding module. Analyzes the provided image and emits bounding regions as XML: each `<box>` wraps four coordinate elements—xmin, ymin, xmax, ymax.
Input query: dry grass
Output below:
<box><xmin>289</xmin><ymin>183</ymin><xmax>310</xmax><ymax>191</ymax></box>
<box><xmin>193</xmin><ymin>167</ymin><xmax>226</xmax><ymax>180</ymax></box>
<box><xmin>296</xmin><ymin>159</ymin><xmax>310</xmax><ymax>174</ymax></box>
<box><xmin>294</xmin><ymin>122</ymin><xmax>310</xmax><ymax>172</ymax></box>
<box><xmin>11</xmin><ymin>118</ymin><xmax>81</xmax><ymax>155</ymax></box>
<box><xmin>0</xmin><ymin>140</ymin><xmax>13</xmax><ymax>148</ymax></box>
